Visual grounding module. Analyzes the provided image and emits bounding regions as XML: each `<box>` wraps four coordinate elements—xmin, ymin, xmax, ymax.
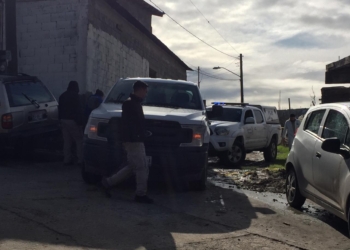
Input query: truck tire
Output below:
<box><xmin>81</xmin><ymin>165</ymin><xmax>101</xmax><ymax>185</ymax></box>
<box><xmin>191</xmin><ymin>162</ymin><xmax>207</xmax><ymax>191</ymax></box>
<box><xmin>220</xmin><ymin>141</ymin><xmax>246</xmax><ymax>168</ymax></box>
<box><xmin>264</xmin><ymin>138</ymin><xmax>277</xmax><ymax>162</ymax></box>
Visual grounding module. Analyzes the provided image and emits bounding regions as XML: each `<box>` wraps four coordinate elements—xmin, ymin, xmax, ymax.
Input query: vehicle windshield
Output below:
<box><xmin>207</xmin><ymin>108</ymin><xmax>242</xmax><ymax>122</ymax></box>
<box><xmin>105</xmin><ymin>80</ymin><xmax>203</xmax><ymax>110</ymax></box>
<box><xmin>5</xmin><ymin>81</ymin><xmax>55</xmax><ymax>107</ymax></box>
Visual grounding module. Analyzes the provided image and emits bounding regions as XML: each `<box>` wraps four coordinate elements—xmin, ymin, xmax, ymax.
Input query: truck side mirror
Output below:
<box><xmin>245</xmin><ymin>117</ymin><xmax>255</xmax><ymax>124</ymax></box>
<box><xmin>212</xmin><ymin>105</ymin><xmax>223</xmax><ymax>117</ymax></box>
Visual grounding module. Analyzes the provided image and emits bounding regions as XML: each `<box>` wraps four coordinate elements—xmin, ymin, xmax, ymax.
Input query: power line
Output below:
<box><xmin>188</xmin><ymin>0</ymin><xmax>240</xmax><ymax>55</ymax></box>
<box><xmin>149</xmin><ymin>0</ymin><xmax>239</xmax><ymax>59</ymax></box>
<box><xmin>190</xmin><ymin>69</ymin><xmax>240</xmax><ymax>81</ymax></box>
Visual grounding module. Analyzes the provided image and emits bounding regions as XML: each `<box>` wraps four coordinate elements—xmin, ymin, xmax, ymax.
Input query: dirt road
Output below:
<box><xmin>0</xmin><ymin>152</ymin><xmax>349</xmax><ymax>250</ymax></box>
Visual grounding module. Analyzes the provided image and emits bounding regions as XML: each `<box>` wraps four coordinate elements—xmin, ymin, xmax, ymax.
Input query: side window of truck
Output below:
<box><xmin>244</xmin><ymin>110</ymin><xmax>254</xmax><ymax>122</ymax></box>
<box><xmin>253</xmin><ymin>110</ymin><xmax>264</xmax><ymax>124</ymax></box>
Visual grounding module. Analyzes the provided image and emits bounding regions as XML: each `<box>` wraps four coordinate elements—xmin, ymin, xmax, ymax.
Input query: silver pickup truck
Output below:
<box><xmin>207</xmin><ymin>103</ymin><xmax>282</xmax><ymax>167</ymax></box>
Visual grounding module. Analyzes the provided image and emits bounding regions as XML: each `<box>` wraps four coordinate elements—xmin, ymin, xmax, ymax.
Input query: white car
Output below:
<box><xmin>285</xmin><ymin>103</ymin><xmax>350</xmax><ymax>236</ymax></box>
<box><xmin>207</xmin><ymin>103</ymin><xmax>282</xmax><ymax>167</ymax></box>
<box><xmin>83</xmin><ymin>78</ymin><xmax>210</xmax><ymax>190</ymax></box>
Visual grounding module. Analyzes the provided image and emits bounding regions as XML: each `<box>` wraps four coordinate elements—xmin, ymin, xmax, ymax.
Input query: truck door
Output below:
<box><xmin>243</xmin><ymin>109</ymin><xmax>256</xmax><ymax>150</ymax></box>
<box><xmin>253</xmin><ymin>109</ymin><xmax>268</xmax><ymax>148</ymax></box>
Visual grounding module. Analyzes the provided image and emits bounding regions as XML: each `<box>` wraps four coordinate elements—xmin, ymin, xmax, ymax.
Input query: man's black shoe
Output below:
<box><xmin>135</xmin><ymin>195</ymin><xmax>154</xmax><ymax>204</ymax></box>
<box><xmin>101</xmin><ymin>178</ymin><xmax>112</xmax><ymax>198</ymax></box>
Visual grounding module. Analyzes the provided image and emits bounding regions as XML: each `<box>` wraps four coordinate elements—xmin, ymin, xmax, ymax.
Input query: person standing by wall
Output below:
<box><xmin>58</xmin><ymin>81</ymin><xmax>84</xmax><ymax>166</ymax></box>
<box><xmin>283</xmin><ymin>114</ymin><xmax>301</xmax><ymax>150</ymax></box>
<box><xmin>101</xmin><ymin>81</ymin><xmax>153</xmax><ymax>204</ymax></box>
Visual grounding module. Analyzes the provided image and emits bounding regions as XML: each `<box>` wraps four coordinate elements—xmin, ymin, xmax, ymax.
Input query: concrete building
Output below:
<box><xmin>16</xmin><ymin>0</ymin><xmax>191</xmax><ymax>98</ymax></box>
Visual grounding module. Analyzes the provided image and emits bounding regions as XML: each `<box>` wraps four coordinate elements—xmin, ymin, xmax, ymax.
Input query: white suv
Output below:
<box><xmin>286</xmin><ymin>103</ymin><xmax>350</xmax><ymax>236</ymax></box>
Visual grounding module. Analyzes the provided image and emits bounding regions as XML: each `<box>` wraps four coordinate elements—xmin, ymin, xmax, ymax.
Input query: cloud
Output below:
<box><xmin>145</xmin><ymin>0</ymin><xmax>350</xmax><ymax>108</ymax></box>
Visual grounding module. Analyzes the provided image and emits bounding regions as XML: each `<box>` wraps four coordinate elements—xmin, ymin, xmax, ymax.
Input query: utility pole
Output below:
<box><xmin>5</xmin><ymin>0</ymin><xmax>17</xmax><ymax>74</ymax></box>
<box><xmin>239</xmin><ymin>54</ymin><xmax>244</xmax><ymax>103</ymax></box>
<box><xmin>197</xmin><ymin>66</ymin><xmax>200</xmax><ymax>88</ymax></box>
<box><xmin>288</xmin><ymin>98</ymin><xmax>291</xmax><ymax>111</ymax></box>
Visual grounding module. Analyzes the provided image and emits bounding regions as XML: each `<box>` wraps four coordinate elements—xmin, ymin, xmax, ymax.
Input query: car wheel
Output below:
<box><xmin>286</xmin><ymin>168</ymin><xmax>305</xmax><ymax>209</ymax></box>
<box><xmin>221</xmin><ymin>141</ymin><xmax>246</xmax><ymax>168</ymax></box>
<box><xmin>81</xmin><ymin>165</ymin><xmax>101</xmax><ymax>185</ymax></box>
<box><xmin>264</xmin><ymin>138</ymin><xmax>277</xmax><ymax>162</ymax></box>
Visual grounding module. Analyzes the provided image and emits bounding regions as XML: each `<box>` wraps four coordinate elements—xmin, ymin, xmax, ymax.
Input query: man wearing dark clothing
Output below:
<box><xmin>102</xmin><ymin>81</ymin><xmax>153</xmax><ymax>204</ymax></box>
<box><xmin>58</xmin><ymin>81</ymin><xmax>84</xmax><ymax>165</ymax></box>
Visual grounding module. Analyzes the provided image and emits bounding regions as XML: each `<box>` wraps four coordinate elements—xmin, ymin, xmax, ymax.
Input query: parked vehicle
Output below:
<box><xmin>285</xmin><ymin>103</ymin><xmax>350</xmax><ymax>236</ymax></box>
<box><xmin>83</xmin><ymin>78</ymin><xmax>210</xmax><ymax>190</ymax></box>
<box><xmin>206</xmin><ymin>103</ymin><xmax>282</xmax><ymax>167</ymax></box>
<box><xmin>0</xmin><ymin>74</ymin><xmax>59</xmax><ymax>149</ymax></box>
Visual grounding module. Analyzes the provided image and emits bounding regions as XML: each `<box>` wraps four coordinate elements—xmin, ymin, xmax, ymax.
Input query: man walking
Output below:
<box><xmin>283</xmin><ymin>114</ymin><xmax>301</xmax><ymax>150</ymax></box>
<box><xmin>58</xmin><ymin>81</ymin><xmax>84</xmax><ymax>166</ymax></box>
<box><xmin>102</xmin><ymin>81</ymin><xmax>153</xmax><ymax>204</ymax></box>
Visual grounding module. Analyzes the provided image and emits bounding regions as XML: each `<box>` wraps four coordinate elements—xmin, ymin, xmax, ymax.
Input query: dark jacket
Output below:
<box><xmin>121</xmin><ymin>94</ymin><xmax>145</xmax><ymax>143</ymax></box>
<box><xmin>58</xmin><ymin>84</ymin><xmax>83</xmax><ymax>126</ymax></box>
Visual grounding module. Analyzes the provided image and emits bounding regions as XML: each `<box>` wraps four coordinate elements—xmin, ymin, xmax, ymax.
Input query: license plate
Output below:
<box><xmin>30</xmin><ymin>111</ymin><xmax>46</xmax><ymax>122</ymax></box>
<box><xmin>146</xmin><ymin>156</ymin><xmax>152</xmax><ymax>167</ymax></box>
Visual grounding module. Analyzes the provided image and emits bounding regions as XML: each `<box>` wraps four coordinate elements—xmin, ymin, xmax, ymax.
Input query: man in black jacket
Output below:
<box><xmin>102</xmin><ymin>81</ymin><xmax>153</xmax><ymax>204</ymax></box>
<box><xmin>58</xmin><ymin>81</ymin><xmax>83</xmax><ymax>166</ymax></box>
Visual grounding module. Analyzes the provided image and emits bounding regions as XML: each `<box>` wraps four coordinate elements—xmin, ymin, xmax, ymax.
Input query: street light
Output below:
<box><xmin>213</xmin><ymin>66</ymin><xmax>244</xmax><ymax>103</ymax></box>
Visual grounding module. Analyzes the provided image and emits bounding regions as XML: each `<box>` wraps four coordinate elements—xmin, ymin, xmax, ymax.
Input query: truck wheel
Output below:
<box><xmin>191</xmin><ymin>163</ymin><xmax>207</xmax><ymax>191</ymax></box>
<box><xmin>286</xmin><ymin>168</ymin><xmax>305</xmax><ymax>209</ymax></box>
<box><xmin>220</xmin><ymin>141</ymin><xmax>246</xmax><ymax>168</ymax></box>
<box><xmin>264</xmin><ymin>138</ymin><xmax>277</xmax><ymax>162</ymax></box>
<box><xmin>81</xmin><ymin>165</ymin><xmax>101</xmax><ymax>185</ymax></box>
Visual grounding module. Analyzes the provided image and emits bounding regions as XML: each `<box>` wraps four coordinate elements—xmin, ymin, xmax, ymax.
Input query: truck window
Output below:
<box><xmin>244</xmin><ymin>110</ymin><xmax>254</xmax><ymax>121</ymax></box>
<box><xmin>253</xmin><ymin>110</ymin><xmax>264</xmax><ymax>124</ymax></box>
<box><xmin>5</xmin><ymin>81</ymin><xmax>55</xmax><ymax>107</ymax></box>
<box><xmin>105</xmin><ymin>80</ymin><xmax>203</xmax><ymax>110</ymax></box>
<box><xmin>207</xmin><ymin>108</ymin><xmax>242</xmax><ymax>122</ymax></box>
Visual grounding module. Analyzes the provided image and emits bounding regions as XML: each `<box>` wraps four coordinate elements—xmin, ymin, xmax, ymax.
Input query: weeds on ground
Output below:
<box><xmin>268</xmin><ymin>145</ymin><xmax>289</xmax><ymax>171</ymax></box>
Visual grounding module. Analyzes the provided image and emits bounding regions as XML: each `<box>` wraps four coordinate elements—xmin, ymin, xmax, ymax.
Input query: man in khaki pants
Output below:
<box><xmin>58</xmin><ymin>81</ymin><xmax>83</xmax><ymax>166</ymax></box>
<box><xmin>102</xmin><ymin>81</ymin><xmax>153</xmax><ymax>204</ymax></box>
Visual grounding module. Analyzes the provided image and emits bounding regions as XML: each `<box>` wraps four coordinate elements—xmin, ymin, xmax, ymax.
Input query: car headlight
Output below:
<box><xmin>180</xmin><ymin>125</ymin><xmax>207</xmax><ymax>147</ymax></box>
<box><xmin>85</xmin><ymin>117</ymin><xmax>109</xmax><ymax>141</ymax></box>
<box><xmin>215</xmin><ymin>127</ymin><xmax>230</xmax><ymax>136</ymax></box>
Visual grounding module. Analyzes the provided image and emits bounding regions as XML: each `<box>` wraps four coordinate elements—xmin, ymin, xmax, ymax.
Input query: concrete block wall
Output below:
<box><xmin>16</xmin><ymin>0</ymin><xmax>88</xmax><ymax>99</ymax></box>
<box><xmin>86</xmin><ymin>24</ymin><xmax>149</xmax><ymax>94</ymax></box>
<box><xmin>88</xmin><ymin>0</ymin><xmax>187</xmax><ymax>90</ymax></box>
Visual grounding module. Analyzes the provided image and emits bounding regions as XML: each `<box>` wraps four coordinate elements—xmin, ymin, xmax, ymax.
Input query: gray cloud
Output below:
<box><xmin>300</xmin><ymin>14</ymin><xmax>350</xmax><ymax>31</ymax></box>
<box><xmin>274</xmin><ymin>33</ymin><xmax>345</xmax><ymax>49</ymax></box>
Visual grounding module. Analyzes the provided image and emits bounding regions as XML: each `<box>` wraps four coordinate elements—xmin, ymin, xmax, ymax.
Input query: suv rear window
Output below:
<box><xmin>5</xmin><ymin>81</ymin><xmax>55</xmax><ymax>107</ymax></box>
<box><xmin>304</xmin><ymin>110</ymin><xmax>326</xmax><ymax>135</ymax></box>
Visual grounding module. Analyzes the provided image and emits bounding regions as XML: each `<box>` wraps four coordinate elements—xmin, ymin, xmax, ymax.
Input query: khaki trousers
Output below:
<box><xmin>107</xmin><ymin>142</ymin><xmax>149</xmax><ymax>196</ymax></box>
<box><xmin>61</xmin><ymin>119</ymin><xmax>83</xmax><ymax>164</ymax></box>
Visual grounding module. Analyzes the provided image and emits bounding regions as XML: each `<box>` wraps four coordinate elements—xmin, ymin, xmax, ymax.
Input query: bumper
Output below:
<box><xmin>209</xmin><ymin>136</ymin><xmax>235</xmax><ymax>154</ymax></box>
<box><xmin>83</xmin><ymin>137</ymin><xmax>208</xmax><ymax>182</ymax></box>
<box><xmin>0</xmin><ymin>123</ymin><xmax>60</xmax><ymax>141</ymax></box>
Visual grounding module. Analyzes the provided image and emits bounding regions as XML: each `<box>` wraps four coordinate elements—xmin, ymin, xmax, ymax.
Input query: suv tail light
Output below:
<box><xmin>2</xmin><ymin>113</ymin><xmax>13</xmax><ymax>129</ymax></box>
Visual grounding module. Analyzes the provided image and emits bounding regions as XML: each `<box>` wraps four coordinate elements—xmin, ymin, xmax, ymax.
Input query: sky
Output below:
<box><xmin>145</xmin><ymin>0</ymin><xmax>350</xmax><ymax>109</ymax></box>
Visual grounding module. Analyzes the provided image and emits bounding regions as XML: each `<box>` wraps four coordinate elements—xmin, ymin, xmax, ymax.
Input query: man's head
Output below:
<box><xmin>290</xmin><ymin>114</ymin><xmax>296</xmax><ymax>122</ymax></box>
<box><xmin>67</xmin><ymin>81</ymin><xmax>79</xmax><ymax>94</ymax></box>
<box><xmin>95</xmin><ymin>89</ymin><xmax>104</xmax><ymax>98</ymax></box>
<box><xmin>133</xmin><ymin>81</ymin><xmax>148</xmax><ymax>99</ymax></box>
